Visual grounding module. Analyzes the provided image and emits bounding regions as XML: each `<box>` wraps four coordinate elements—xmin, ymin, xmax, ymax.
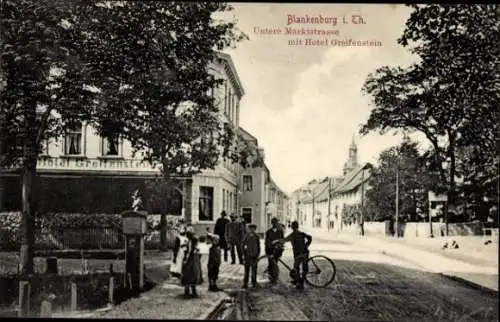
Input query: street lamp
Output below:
<box><xmin>441</xmin><ymin>157</ymin><xmax>451</xmax><ymax>236</ymax></box>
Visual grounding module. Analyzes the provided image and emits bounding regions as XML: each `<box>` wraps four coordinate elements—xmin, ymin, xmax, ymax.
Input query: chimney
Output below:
<box><xmin>258</xmin><ymin>148</ymin><xmax>265</xmax><ymax>161</ymax></box>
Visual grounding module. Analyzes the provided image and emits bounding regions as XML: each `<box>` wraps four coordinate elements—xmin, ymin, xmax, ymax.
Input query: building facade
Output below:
<box><xmin>238</xmin><ymin>128</ymin><xmax>288</xmax><ymax>234</ymax></box>
<box><xmin>265</xmin><ymin>178</ymin><xmax>288</xmax><ymax>229</ymax></box>
<box><xmin>296</xmin><ymin>138</ymin><xmax>372</xmax><ymax>233</ymax></box>
<box><xmin>0</xmin><ymin>53</ymin><xmax>244</xmax><ymax>236</ymax></box>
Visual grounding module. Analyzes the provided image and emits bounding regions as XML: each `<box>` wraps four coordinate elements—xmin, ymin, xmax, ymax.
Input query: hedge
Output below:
<box><xmin>0</xmin><ymin>212</ymin><xmax>177</xmax><ymax>251</ymax></box>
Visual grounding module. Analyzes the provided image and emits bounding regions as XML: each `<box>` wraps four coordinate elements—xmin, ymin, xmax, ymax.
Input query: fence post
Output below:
<box><xmin>71</xmin><ymin>283</ymin><xmax>77</xmax><ymax>311</ymax></box>
<box><xmin>108</xmin><ymin>277</ymin><xmax>115</xmax><ymax>307</ymax></box>
<box><xmin>18</xmin><ymin>280</ymin><xmax>31</xmax><ymax>317</ymax></box>
<box><xmin>46</xmin><ymin>257</ymin><xmax>58</xmax><ymax>274</ymax></box>
<box><xmin>40</xmin><ymin>299</ymin><xmax>52</xmax><ymax>317</ymax></box>
<box><xmin>127</xmin><ymin>273</ymin><xmax>132</xmax><ymax>290</ymax></box>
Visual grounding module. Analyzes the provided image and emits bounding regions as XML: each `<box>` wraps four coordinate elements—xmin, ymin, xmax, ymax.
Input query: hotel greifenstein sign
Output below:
<box><xmin>36</xmin><ymin>156</ymin><xmax>159</xmax><ymax>172</ymax></box>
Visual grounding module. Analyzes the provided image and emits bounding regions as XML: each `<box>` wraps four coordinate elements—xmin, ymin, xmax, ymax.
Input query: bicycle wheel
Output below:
<box><xmin>305</xmin><ymin>255</ymin><xmax>336</xmax><ymax>288</ymax></box>
<box><xmin>256</xmin><ymin>254</ymin><xmax>276</xmax><ymax>285</ymax></box>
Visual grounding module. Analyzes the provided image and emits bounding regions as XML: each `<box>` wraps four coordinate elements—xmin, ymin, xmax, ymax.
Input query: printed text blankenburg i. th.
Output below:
<box><xmin>288</xmin><ymin>14</ymin><xmax>338</xmax><ymax>26</ymax></box>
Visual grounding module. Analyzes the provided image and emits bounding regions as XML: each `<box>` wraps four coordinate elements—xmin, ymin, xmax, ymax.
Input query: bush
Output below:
<box><xmin>0</xmin><ymin>212</ymin><xmax>177</xmax><ymax>251</ymax></box>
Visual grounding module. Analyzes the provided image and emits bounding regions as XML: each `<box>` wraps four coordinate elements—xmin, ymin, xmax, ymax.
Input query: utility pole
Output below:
<box><xmin>360</xmin><ymin>169</ymin><xmax>365</xmax><ymax>236</ymax></box>
<box><xmin>327</xmin><ymin>177</ymin><xmax>331</xmax><ymax>231</ymax></box>
<box><xmin>312</xmin><ymin>190</ymin><xmax>315</xmax><ymax>228</ymax></box>
<box><xmin>395</xmin><ymin>156</ymin><xmax>400</xmax><ymax>238</ymax></box>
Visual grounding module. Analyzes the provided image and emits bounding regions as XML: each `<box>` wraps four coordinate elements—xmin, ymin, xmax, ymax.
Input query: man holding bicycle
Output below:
<box><xmin>265</xmin><ymin>217</ymin><xmax>284</xmax><ymax>284</ymax></box>
<box><xmin>275</xmin><ymin>220</ymin><xmax>312</xmax><ymax>289</ymax></box>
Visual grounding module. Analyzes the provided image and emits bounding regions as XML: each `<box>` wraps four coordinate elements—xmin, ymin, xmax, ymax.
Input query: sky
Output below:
<box><xmin>220</xmin><ymin>3</ymin><xmax>429</xmax><ymax>195</ymax></box>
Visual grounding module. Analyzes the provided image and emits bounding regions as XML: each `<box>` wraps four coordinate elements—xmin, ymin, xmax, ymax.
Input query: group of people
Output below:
<box><xmin>169</xmin><ymin>211</ymin><xmax>313</xmax><ymax>298</ymax></box>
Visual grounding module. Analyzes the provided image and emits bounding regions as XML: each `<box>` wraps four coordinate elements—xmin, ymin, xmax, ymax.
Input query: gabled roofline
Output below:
<box><xmin>216</xmin><ymin>52</ymin><xmax>245</xmax><ymax>97</ymax></box>
<box><xmin>239</xmin><ymin>127</ymin><xmax>258</xmax><ymax>143</ymax></box>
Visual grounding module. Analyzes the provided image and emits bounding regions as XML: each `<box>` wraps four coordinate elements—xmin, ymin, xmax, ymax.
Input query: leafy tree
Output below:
<box><xmin>1</xmin><ymin>1</ymin><xmax>247</xmax><ymax>274</ymax></box>
<box><xmin>360</xmin><ymin>5</ymin><xmax>500</xmax><ymax>209</ymax></box>
<box><xmin>365</xmin><ymin>139</ymin><xmax>439</xmax><ymax>222</ymax></box>
<box><xmin>1</xmin><ymin>0</ymin><xmax>97</xmax><ymax>274</ymax></box>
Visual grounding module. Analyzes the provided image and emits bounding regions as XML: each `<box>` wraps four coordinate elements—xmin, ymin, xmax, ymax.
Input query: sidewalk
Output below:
<box><xmin>303</xmin><ymin>228</ymin><xmax>498</xmax><ymax>292</ymax></box>
<box><xmin>56</xmin><ymin>243</ymin><xmax>244</xmax><ymax>319</ymax></box>
<box><xmin>117</xmin><ymin>243</ymin><xmax>242</xmax><ymax>319</ymax></box>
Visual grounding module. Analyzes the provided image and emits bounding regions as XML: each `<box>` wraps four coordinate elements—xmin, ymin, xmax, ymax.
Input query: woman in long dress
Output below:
<box><xmin>181</xmin><ymin>228</ymin><xmax>203</xmax><ymax>297</ymax></box>
<box><xmin>170</xmin><ymin>225</ymin><xmax>188</xmax><ymax>279</ymax></box>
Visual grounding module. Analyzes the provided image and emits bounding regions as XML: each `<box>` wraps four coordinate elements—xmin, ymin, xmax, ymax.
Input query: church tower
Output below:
<box><xmin>342</xmin><ymin>135</ymin><xmax>359</xmax><ymax>175</ymax></box>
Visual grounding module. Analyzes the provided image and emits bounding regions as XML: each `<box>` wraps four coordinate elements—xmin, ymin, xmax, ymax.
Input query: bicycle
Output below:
<box><xmin>256</xmin><ymin>244</ymin><xmax>337</xmax><ymax>288</ymax></box>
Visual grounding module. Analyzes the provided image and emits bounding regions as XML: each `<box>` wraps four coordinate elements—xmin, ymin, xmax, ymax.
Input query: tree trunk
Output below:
<box><xmin>160</xmin><ymin>213</ymin><xmax>167</xmax><ymax>251</ymax></box>
<box><xmin>19</xmin><ymin>159</ymin><xmax>36</xmax><ymax>276</ymax></box>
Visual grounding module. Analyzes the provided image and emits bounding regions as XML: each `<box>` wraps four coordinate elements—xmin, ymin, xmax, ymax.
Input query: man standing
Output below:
<box><xmin>214</xmin><ymin>211</ymin><xmax>229</xmax><ymax>262</ymax></box>
<box><xmin>265</xmin><ymin>217</ymin><xmax>284</xmax><ymax>284</ymax></box>
<box><xmin>226</xmin><ymin>213</ymin><xmax>245</xmax><ymax>265</ymax></box>
<box><xmin>242</xmin><ymin>224</ymin><xmax>261</xmax><ymax>288</ymax></box>
<box><xmin>278</xmin><ymin>221</ymin><xmax>312</xmax><ymax>289</ymax></box>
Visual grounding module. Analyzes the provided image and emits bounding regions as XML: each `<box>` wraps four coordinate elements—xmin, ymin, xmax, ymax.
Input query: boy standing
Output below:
<box><xmin>265</xmin><ymin>217</ymin><xmax>284</xmax><ymax>284</ymax></box>
<box><xmin>278</xmin><ymin>221</ymin><xmax>312</xmax><ymax>289</ymax></box>
<box><xmin>207</xmin><ymin>233</ymin><xmax>222</xmax><ymax>292</ymax></box>
<box><xmin>241</xmin><ymin>224</ymin><xmax>260</xmax><ymax>288</ymax></box>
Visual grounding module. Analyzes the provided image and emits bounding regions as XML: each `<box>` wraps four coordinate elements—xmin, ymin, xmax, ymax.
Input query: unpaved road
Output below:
<box><xmin>245</xmin><ymin>240</ymin><xmax>498</xmax><ymax>321</ymax></box>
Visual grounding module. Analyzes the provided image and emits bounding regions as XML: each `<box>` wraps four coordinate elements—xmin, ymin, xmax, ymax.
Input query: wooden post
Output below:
<box><xmin>108</xmin><ymin>277</ymin><xmax>114</xmax><ymax>306</ymax></box>
<box><xmin>40</xmin><ymin>299</ymin><xmax>52</xmax><ymax>317</ymax></box>
<box><xmin>18</xmin><ymin>280</ymin><xmax>31</xmax><ymax>317</ymax></box>
<box><xmin>71</xmin><ymin>283</ymin><xmax>77</xmax><ymax>311</ymax></box>
<box><xmin>46</xmin><ymin>257</ymin><xmax>58</xmax><ymax>274</ymax></box>
<box><xmin>127</xmin><ymin>273</ymin><xmax>132</xmax><ymax>290</ymax></box>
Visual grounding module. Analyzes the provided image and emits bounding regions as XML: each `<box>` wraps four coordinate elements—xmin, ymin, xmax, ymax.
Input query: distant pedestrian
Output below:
<box><xmin>214</xmin><ymin>211</ymin><xmax>230</xmax><ymax>262</ymax></box>
<box><xmin>170</xmin><ymin>225</ymin><xmax>188</xmax><ymax>279</ymax></box>
<box><xmin>181</xmin><ymin>227</ymin><xmax>203</xmax><ymax>298</ymax></box>
<box><xmin>207</xmin><ymin>233</ymin><xmax>222</xmax><ymax>292</ymax></box>
<box><xmin>242</xmin><ymin>224</ymin><xmax>261</xmax><ymax>288</ymax></box>
<box><xmin>226</xmin><ymin>213</ymin><xmax>245</xmax><ymax>265</ymax></box>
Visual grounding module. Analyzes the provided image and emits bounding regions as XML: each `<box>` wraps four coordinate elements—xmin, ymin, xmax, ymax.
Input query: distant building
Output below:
<box><xmin>296</xmin><ymin>138</ymin><xmax>371</xmax><ymax>232</ymax></box>
<box><xmin>343</xmin><ymin>136</ymin><xmax>359</xmax><ymax>175</ymax></box>
<box><xmin>266</xmin><ymin>177</ymin><xmax>288</xmax><ymax>228</ymax></box>
<box><xmin>238</xmin><ymin>128</ymin><xmax>269</xmax><ymax>234</ymax></box>
<box><xmin>238</xmin><ymin>127</ymin><xmax>288</xmax><ymax>234</ymax></box>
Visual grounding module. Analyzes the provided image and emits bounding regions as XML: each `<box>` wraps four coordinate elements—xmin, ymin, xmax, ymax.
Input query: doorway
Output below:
<box><xmin>242</xmin><ymin>207</ymin><xmax>252</xmax><ymax>224</ymax></box>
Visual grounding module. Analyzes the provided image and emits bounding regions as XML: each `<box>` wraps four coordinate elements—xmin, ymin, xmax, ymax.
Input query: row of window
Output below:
<box><xmin>199</xmin><ymin>186</ymin><xmax>238</xmax><ymax>222</ymax></box>
<box><xmin>42</xmin><ymin>122</ymin><xmax>122</xmax><ymax>157</ymax></box>
<box><xmin>200</xmin><ymin>185</ymin><xmax>255</xmax><ymax>222</ymax></box>
<box><xmin>223</xmin><ymin>80</ymin><xmax>238</xmax><ymax>125</ymax></box>
<box><xmin>222</xmin><ymin>188</ymin><xmax>237</xmax><ymax>214</ymax></box>
<box><xmin>242</xmin><ymin>175</ymin><xmax>253</xmax><ymax>191</ymax></box>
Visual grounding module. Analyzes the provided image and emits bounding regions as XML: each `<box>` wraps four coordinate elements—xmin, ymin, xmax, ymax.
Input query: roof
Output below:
<box><xmin>300</xmin><ymin>163</ymin><xmax>372</xmax><ymax>204</ymax></box>
<box><xmin>217</xmin><ymin>52</ymin><xmax>245</xmax><ymax>97</ymax></box>
<box><xmin>332</xmin><ymin>163</ymin><xmax>372</xmax><ymax>194</ymax></box>
<box><xmin>239</xmin><ymin>128</ymin><xmax>258</xmax><ymax>145</ymax></box>
<box><xmin>268</xmin><ymin>176</ymin><xmax>288</xmax><ymax>198</ymax></box>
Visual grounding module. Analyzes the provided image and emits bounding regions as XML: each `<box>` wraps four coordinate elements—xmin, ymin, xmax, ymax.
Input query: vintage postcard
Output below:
<box><xmin>0</xmin><ymin>2</ymin><xmax>498</xmax><ymax>320</ymax></box>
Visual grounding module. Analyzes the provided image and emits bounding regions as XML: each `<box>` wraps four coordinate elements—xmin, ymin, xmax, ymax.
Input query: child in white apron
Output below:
<box><xmin>170</xmin><ymin>226</ymin><xmax>188</xmax><ymax>278</ymax></box>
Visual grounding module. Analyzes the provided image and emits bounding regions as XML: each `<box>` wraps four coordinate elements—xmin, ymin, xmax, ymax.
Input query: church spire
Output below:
<box><xmin>343</xmin><ymin>134</ymin><xmax>359</xmax><ymax>175</ymax></box>
<box><xmin>350</xmin><ymin>135</ymin><xmax>357</xmax><ymax>151</ymax></box>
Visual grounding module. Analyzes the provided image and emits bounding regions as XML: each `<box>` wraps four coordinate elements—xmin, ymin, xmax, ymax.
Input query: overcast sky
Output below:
<box><xmin>221</xmin><ymin>3</ymin><xmax>428</xmax><ymax>194</ymax></box>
